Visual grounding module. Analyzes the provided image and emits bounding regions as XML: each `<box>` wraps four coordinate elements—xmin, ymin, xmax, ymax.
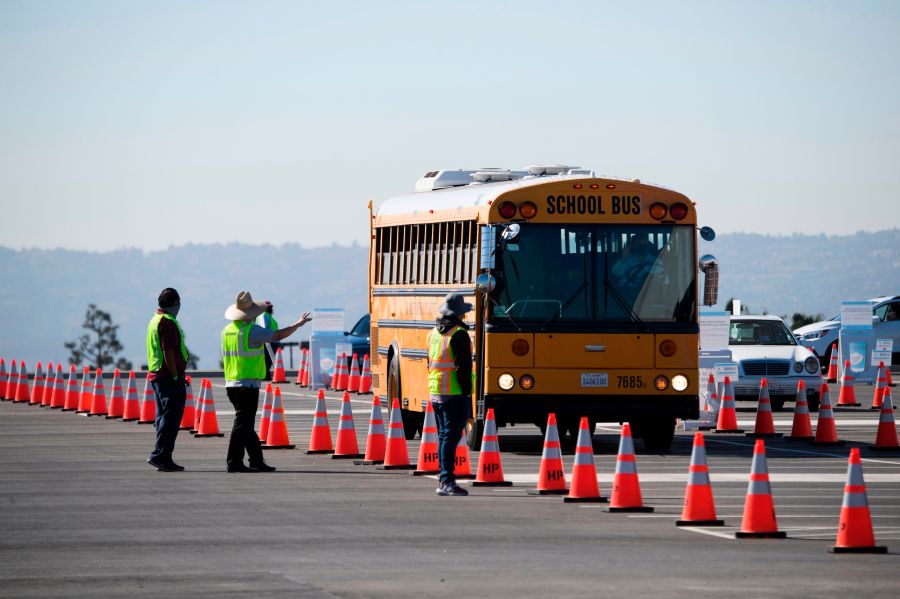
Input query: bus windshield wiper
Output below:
<box><xmin>488</xmin><ymin>295</ymin><xmax>522</xmax><ymax>332</ymax></box>
<box><xmin>602</xmin><ymin>278</ymin><xmax>643</xmax><ymax>324</ymax></box>
<box><xmin>540</xmin><ymin>281</ymin><xmax>587</xmax><ymax>331</ymax></box>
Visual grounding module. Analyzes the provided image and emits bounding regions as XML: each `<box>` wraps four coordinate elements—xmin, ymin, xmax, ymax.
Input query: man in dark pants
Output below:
<box><xmin>427</xmin><ymin>293</ymin><xmax>474</xmax><ymax>497</ymax></box>
<box><xmin>146</xmin><ymin>288</ymin><xmax>189</xmax><ymax>472</ymax></box>
<box><xmin>221</xmin><ymin>291</ymin><xmax>311</xmax><ymax>473</ymax></box>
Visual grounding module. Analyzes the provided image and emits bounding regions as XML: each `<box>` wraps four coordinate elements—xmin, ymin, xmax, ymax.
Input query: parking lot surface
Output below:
<box><xmin>2</xmin><ymin>375</ymin><xmax>900</xmax><ymax>598</ymax></box>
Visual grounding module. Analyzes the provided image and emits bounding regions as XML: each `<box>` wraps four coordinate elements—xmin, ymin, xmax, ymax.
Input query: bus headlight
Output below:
<box><xmin>498</xmin><ymin>373</ymin><xmax>515</xmax><ymax>390</ymax></box>
<box><xmin>519</xmin><ymin>374</ymin><xmax>535</xmax><ymax>390</ymax></box>
<box><xmin>672</xmin><ymin>374</ymin><xmax>688</xmax><ymax>392</ymax></box>
<box><xmin>654</xmin><ymin>375</ymin><xmax>669</xmax><ymax>391</ymax></box>
<box><xmin>804</xmin><ymin>357</ymin><xmax>820</xmax><ymax>374</ymax></box>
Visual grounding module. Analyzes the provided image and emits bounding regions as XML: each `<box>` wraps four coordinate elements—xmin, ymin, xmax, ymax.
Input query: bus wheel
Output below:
<box><xmin>635</xmin><ymin>417</ymin><xmax>675</xmax><ymax>453</ymax></box>
<box><xmin>402</xmin><ymin>409</ymin><xmax>423</xmax><ymax>440</ymax></box>
<box><xmin>387</xmin><ymin>356</ymin><xmax>418</xmax><ymax>440</ymax></box>
<box><xmin>466</xmin><ymin>418</ymin><xmax>485</xmax><ymax>451</ymax></box>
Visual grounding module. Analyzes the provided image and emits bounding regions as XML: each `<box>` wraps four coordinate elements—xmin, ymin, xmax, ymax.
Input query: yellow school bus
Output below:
<box><xmin>368</xmin><ymin>165</ymin><xmax>718</xmax><ymax>451</ymax></box>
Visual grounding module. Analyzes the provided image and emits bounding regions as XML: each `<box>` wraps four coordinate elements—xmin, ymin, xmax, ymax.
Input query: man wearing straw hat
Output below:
<box><xmin>222</xmin><ymin>291</ymin><xmax>311</xmax><ymax>473</ymax></box>
<box><xmin>428</xmin><ymin>293</ymin><xmax>474</xmax><ymax>497</ymax></box>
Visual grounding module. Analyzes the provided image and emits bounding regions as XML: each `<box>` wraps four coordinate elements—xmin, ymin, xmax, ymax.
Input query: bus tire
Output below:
<box><xmin>635</xmin><ymin>417</ymin><xmax>675</xmax><ymax>453</ymax></box>
<box><xmin>466</xmin><ymin>418</ymin><xmax>485</xmax><ymax>451</ymax></box>
<box><xmin>386</xmin><ymin>356</ymin><xmax>418</xmax><ymax>440</ymax></box>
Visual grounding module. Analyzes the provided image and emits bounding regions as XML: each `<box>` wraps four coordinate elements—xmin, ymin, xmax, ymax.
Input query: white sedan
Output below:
<box><xmin>729</xmin><ymin>315</ymin><xmax>823</xmax><ymax>411</ymax></box>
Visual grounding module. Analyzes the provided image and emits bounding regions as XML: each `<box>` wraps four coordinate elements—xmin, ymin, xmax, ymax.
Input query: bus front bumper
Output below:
<box><xmin>481</xmin><ymin>393</ymin><xmax>699</xmax><ymax>426</ymax></box>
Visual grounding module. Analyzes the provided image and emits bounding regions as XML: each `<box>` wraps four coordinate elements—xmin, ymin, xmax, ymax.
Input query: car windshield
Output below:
<box><xmin>730</xmin><ymin>320</ymin><xmax>797</xmax><ymax>346</ymax></box>
<box><xmin>491</xmin><ymin>224</ymin><xmax>695</xmax><ymax>324</ymax></box>
<box><xmin>350</xmin><ymin>314</ymin><xmax>370</xmax><ymax>337</ymax></box>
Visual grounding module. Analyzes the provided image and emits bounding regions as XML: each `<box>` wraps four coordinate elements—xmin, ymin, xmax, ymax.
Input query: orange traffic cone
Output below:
<box><xmin>49</xmin><ymin>364</ymin><xmax>65</xmax><ymax>409</ymax></box>
<box><xmin>43</xmin><ymin>362</ymin><xmax>58</xmax><ymax>407</ymax></box>
<box><xmin>77</xmin><ymin>366</ymin><xmax>92</xmax><ymax>413</ymax></box>
<box><xmin>831</xmin><ymin>448</ymin><xmax>887</xmax><ymax>553</ymax></box>
<box><xmin>811</xmin><ymin>383</ymin><xmax>844</xmax><ymax>446</ymax></box>
<box><xmin>272</xmin><ymin>348</ymin><xmax>287</xmax><ymax>383</ymax></box>
<box><xmin>377</xmin><ymin>398</ymin><xmax>415</xmax><ymax>470</ymax></box>
<box><xmin>563</xmin><ymin>416</ymin><xmax>606</xmax><ymax>503</ymax></box>
<box><xmin>14</xmin><ymin>361</ymin><xmax>31</xmax><ymax>403</ymax></box>
<box><xmin>746</xmin><ymin>378</ymin><xmax>782</xmax><ymax>438</ymax></box>
<box><xmin>872</xmin><ymin>388</ymin><xmax>900</xmax><ymax>451</ymax></box>
<box><xmin>105</xmin><ymin>369</ymin><xmax>125</xmax><ymax>419</ymax></box>
<box><xmin>885</xmin><ymin>362</ymin><xmax>894</xmax><ymax>387</ymax></box>
<box><xmin>307</xmin><ymin>389</ymin><xmax>334</xmax><ymax>454</ymax></box>
<box><xmin>194</xmin><ymin>379</ymin><xmax>225</xmax><ymax>437</ymax></box>
<box><xmin>338</xmin><ymin>353</ymin><xmax>350</xmax><ymax>390</ymax></box>
<box><xmin>358</xmin><ymin>354</ymin><xmax>372</xmax><ymax>394</ymax></box>
<box><xmin>193</xmin><ymin>378</ymin><xmax>204</xmax><ymax>431</ymax></box>
<box><xmin>87</xmin><ymin>369</ymin><xmax>107</xmax><ymax>416</ymax></box>
<box><xmin>302</xmin><ymin>349</ymin><xmax>311</xmax><ymax>387</ymax></box>
<box><xmin>30</xmin><ymin>362</ymin><xmax>45</xmax><ymax>406</ymax></box>
<box><xmin>0</xmin><ymin>358</ymin><xmax>7</xmax><ymax>400</ymax></box>
<box><xmin>788</xmin><ymin>380</ymin><xmax>814</xmax><ymax>440</ymax></box>
<box><xmin>258</xmin><ymin>383</ymin><xmax>273</xmax><ymax>443</ymax></box>
<box><xmin>4</xmin><ymin>359</ymin><xmax>18</xmax><ymax>401</ymax></box>
<box><xmin>179</xmin><ymin>376</ymin><xmax>196</xmax><ymax>430</ymax></box>
<box><xmin>871</xmin><ymin>363</ymin><xmax>887</xmax><ymax>410</ymax></box>
<box><xmin>411</xmin><ymin>400</ymin><xmax>440</xmax><ymax>475</ymax></box>
<box><xmin>605</xmin><ymin>423</ymin><xmax>653</xmax><ymax>512</ymax></box>
<box><xmin>332</xmin><ymin>392</ymin><xmax>363</xmax><ymax>459</ymax></box>
<box><xmin>347</xmin><ymin>353</ymin><xmax>361</xmax><ymax>393</ymax></box>
<box><xmin>677</xmin><ymin>432</ymin><xmax>724</xmax><ymax>526</ymax></box>
<box><xmin>715</xmin><ymin>376</ymin><xmax>743</xmax><ymax>433</ymax></box>
<box><xmin>472</xmin><ymin>409</ymin><xmax>512</xmax><ymax>487</ymax></box>
<box><xmin>699</xmin><ymin>374</ymin><xmax>718</xmax><ymax>431</ymax></box>
<box><xmin>354</xmin><ymin>397</ymin><xmax>387</xmax><ymax>465</ymax></box>
<box><xmin>121</xmin><ymin>371</ymin><xmax>140</xmax><ymax>421</ymax></box>
<box><xmin>735</xmin><ymin>439</ymin><xmax>786</xmax><ymax>538</ymax></box>
<box><xmin>263</xmin><ymin>387</ymin><xmax>295</xmax><ymax>448</ymax></box>
<box><xmin>294</xmin><ymin>349</ymin><xmax>307</xmax><ymax>386</ymax></box>
<box><xmin>332</xmin><ymin>353</ymin><xmax>347</xmax><ymax>391</ymax></box>
<box><xmin>528</xmin><ymin>413</ymin><xmax>568</xmax><ymax>495</ymax></box>
<box><xmin>138</xmin><ymin>375</ymin><xmax>155</xmax><ymax>424</ymax></box>
<box><xmin>62</xmin><ymin>365</ymin><xmax>80</xmax><ymax>411</ymax></box>
<box><xmin>837</xmin><ymin>360</ymin><xmax>860</xmax><ymax>407</ymax></box>
<box><xmin>826</xmin><ymin>343</ymin><xmax>839</xmax><ymax>383</ymax></box>
<box><xmin>454</xmin><ymin>428</ymin><xmax>474</xmax><ymax>479</ymax></box>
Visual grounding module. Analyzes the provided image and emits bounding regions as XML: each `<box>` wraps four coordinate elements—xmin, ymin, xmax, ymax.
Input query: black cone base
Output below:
<box><xmin>264</xmin><ymin>444</ymin><xmax>296</xmax><ymax>449</ymax></box>
<box><xmin>195</xmin><ymin>433</ymin><xmax>226</xmax><ymax>438</ymax></box>
<box><xmin>870</xmin><ymin>445</ymin><xmax>900</xmax><ymax>452</ymax></box>
<box><xmin>714</xmin><ymin>429</ymin><xmax>745</xmax><ymax>434</ymax></box>
<box><xmin>410</xmin><ymin>469</ymin><xmax>440</xmax><ymax>476</ymax></box>
<box><xmin>527</xmin><ymin>489</ymin><xmax>568</xmax><ymax>496</ymax></box>
<box><xmin>810</xmin><ymin>440</ymin><xmax>846</xmax><ymax>446</ymax></box>
<box><xmin>104</xmin><ymin>415</ymin><xmax>121</xmax><ymax>420</ymax></box>
<box><xmin>353</xmin><ymin>459</ymin><xmax>384</xmax><ymax>465</ymax></box>
<box><xmin>676</xmin><ymin>519</ymin><xmax>725</xmax><ymax>527</ymax></box>
<box><xmin>735</xmin><ymin>531</ymin><xmax>787</xmax><ymax>538</ymax></box>
<box><xmin>303</xmin><ymin>449</ymin><xmax>331</xmax><ymax>454</ymax></box>
<box><xmin>606</xmin><ymin>506</ymin><xmax>654</xmax><ymax>513</ymax></box>
<box><xmin>377</xmin><ymin>464</ymin><xmax>416</xmax><ymax>470</ymax></box>
<box><xmin>831</xmin><ymin>545</ymin><xmax>888</xmax><ymax>554</ymax></box>
<box><xmin>746</xmin><ymin>432</ymin><xmax>783</xmax><ymax>438</ymax></box>
<box><xmin>455</xmin><ymin>474</ymin><xmax>476</xmax><ymax>480</ymax></box>
<box><xmin>787</xmin><ymin>436</ymin><xmax>815</xmax><ymax>441</ymax></box>
<box><xmin>834</xmin><ymin>404</ymin><xmax>861</xmax><ymax>408</ymax></box>
<box><xmin>472</xmin><ymin>480</ymin><xmax>513</xmax><ymax>487</ymax></box>
<box><xmin>331</xmin><ymin>453</ymin><xmax>364</xmax><ymax>460</ymax></box>
<box><xmin>563</xmin><ymin>496</ymin><xmax>609</xmax><ymax>503</ymax></box>
<box><xmin>121</xmin><ymin>418</ymin><xmax>137</xmax><ymax>422</ymax></box>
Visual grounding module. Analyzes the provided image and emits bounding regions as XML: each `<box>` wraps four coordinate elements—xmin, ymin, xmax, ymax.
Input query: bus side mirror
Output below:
<box><xmin>476</xmin><ymin>273</ymin><xmax>496</xmax><ymax>294</ymax></box>
<box><xmin>699</xmin><ymin>254</ymin><xmax>718</xmax><ymax>306</ymax></box>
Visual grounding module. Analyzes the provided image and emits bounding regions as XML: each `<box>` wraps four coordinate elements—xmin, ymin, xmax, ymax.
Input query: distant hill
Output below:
<box><xmin>1</xmin><ymin>230</ymin><xmax>897</xmax><ymax>369</ymax></box>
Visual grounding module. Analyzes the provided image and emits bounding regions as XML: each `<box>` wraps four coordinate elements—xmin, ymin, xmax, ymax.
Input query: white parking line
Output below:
<box><xmin>492</xmin><ymin>472</ymin><xmax>900</xmax><ymax>484</ymax></box>
<box><xmin>705</xmin><ymin>437</ymin><xmax>900</xmax><ymax>466</ymax></box>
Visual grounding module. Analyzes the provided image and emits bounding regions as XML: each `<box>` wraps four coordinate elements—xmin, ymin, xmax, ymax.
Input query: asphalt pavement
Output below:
<box><xmin>2</xmin><ymin>375</ymin><xmax>900</xmax><ymax>598</ymax></box>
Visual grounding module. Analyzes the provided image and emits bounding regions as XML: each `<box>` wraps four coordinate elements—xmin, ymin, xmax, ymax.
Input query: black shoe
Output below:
<box><xmin>438</xmin><ymin>483</ymin><xmax>468</xmax><ymax>497</ymax></box>
<box><xmin>226</xmin><ymin>464</ymin><xmax>254</xmax><ymax>473</ymax></box>
<box><xmin>249</xmin><ymin>463</ymin><xmax>276</xmax><ymax>472</ymax></box>
<box><xmin>148</xmin><ymin>457</ymin><xmax>179</xmax><ymax>472</ymax></box>
<box><xmin>168</xmin><ymin>461</ymin><xmax>185</xmax><ymax>471</ymax></box>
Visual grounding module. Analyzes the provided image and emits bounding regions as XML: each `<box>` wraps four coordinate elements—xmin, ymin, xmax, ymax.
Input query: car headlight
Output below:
<box><xmin>498</xmin><ymin>373</ymin><xmax>515</xmax><ymax>390</ymax></box>
<box><xmin>672</xmin><ymin>374</ymin><xmax>689</xmax><ymax>391</ymax></box>
<box><xmin>802</xmin><ymin>330</ymin><xmax>825</xmax><ymax>340</ymax></box>
<box><xmin>804</xmin><ymin>357</ymin><xmax>819</xmax><ymax>374</ymax></box>
<box><xmin>793</xmin><ymin>362</ymin><xmax>804</xmax><ymax>373</ymax></box>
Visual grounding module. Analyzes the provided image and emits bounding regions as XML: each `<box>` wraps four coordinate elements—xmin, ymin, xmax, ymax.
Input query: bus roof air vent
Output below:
<box><xmin>415</xmin><ymin>169</ymin><xmax>480</xmax><ymax>192</ymax></box>
<box><xmin>471</xmin><ymin>170</ymin><xmax>516</xmax><ymax>183</ymax></box>
<box><xmin>567</xmin><ymin>168</ymin><xmax>595</xmax><ymax>176</ymax></box>
<box><xmin>526</xmin><ymin>164</ymin><xmax>578</xmax><ymax>176</ymax></box>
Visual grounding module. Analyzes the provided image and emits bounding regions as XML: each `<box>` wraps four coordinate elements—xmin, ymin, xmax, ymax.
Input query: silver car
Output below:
<box><xmin>730</xmin><ymin>315</ymin><xmax>822</xmax><ymax>411</ymax></box>
<box><xmin>793</xmin><ymin>296</ymin><xmax>900</xmax><ymax>370</ymax></box>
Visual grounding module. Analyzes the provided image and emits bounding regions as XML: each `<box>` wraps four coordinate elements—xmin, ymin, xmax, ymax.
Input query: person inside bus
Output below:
<box><xmin>611</xmin><ymin>235</ymin><xmax>665</xmax><ymax>287</ymax></box>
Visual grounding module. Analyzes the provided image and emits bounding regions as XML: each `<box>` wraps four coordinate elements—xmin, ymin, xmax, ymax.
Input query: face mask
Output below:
<box><xmin>165</xmin><ymin>304</ymin><xmax>181</xmax><ymax>318</ymax></box>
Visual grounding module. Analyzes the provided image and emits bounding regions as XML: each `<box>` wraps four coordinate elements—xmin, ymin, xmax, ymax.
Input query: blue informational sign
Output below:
<box><xmin>841</xmin><ymin>301</ymin><xmax>875</xmax><ymax>332</ymax></box>
<box><xmin>309</xmin><ymin>308</ymin><xmax>345</xmax><ymax>391</ymax></box>
<box><xmin>838</xmin><ymin>330</ymin><xmax>878</xmax><ymax>385</ymax></box>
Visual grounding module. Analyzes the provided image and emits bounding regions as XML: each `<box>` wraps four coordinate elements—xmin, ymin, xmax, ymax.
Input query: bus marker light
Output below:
<box><xmin>606</xmin><ymin>184</ymin><xmax>616</xmax><ymax>189</ymax></box>
<box><xmin>512</xmin><ymin>339</ymin><xmax>530</xmax><ymax>356</ymax></box>
<box><xmin>519</xmin><ymin>375</ymin><xmax>535</xmax><ymax>390</ymax></box>
<box><xmin>672</xmin><ymin>375</ymin><xmax>688</xmax><ymax>392</ymax></box>
<box><xmin>590</xmin><ymin>184</ymin><xmax>600</xmax><ymax>189</ymax></box>
<box><xmin>649</xmin><ymin>203</ymin><xmax>667</xmax><ymax>219</ymax></box>
<box><xmin>669</xmin><ymin>202</ymin><xmax>688</xmax><ymax>220</ymax></box>
<box><xmin>498</xmin><ymin>202</ymin><xmax>517</xmax><ymax>219</ymax></box>
<box><xmin>654</xmin><ymin>375</ymin><xmax>670</xmax><ymax>391</ymax></box>
<box><xmin>573</xmin><ymin>184</ymin><xmax>583</xmax><ymax>189</ymax></box>
<box><xmin>498</xmin><ymin>374</ymin><xmax>515</xmax><ymax>390</ymax></box>
<box><xmin>659</xmin><ymin>340</ymin><xmax>677</xmax><ymax>357</ymax></box>
<box><xmin>519</xmin><ymin>202</ymin><xmax>538</xmax><ymax>219</ymax></box>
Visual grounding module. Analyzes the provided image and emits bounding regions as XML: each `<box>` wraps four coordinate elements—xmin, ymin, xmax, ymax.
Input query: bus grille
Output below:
<box><xmin>742</xmin><ymin>361</ymin><xmax>790</xmax><ymax>376</ymax></box>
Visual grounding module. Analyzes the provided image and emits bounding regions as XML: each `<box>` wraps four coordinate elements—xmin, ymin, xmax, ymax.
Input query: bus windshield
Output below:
<box><xmin>492</xmin><ymin>224</ymin><xmax>695</xmax><ymax>324</ymax></box>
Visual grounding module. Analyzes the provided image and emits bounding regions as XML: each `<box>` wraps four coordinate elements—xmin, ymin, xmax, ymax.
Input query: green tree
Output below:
<box><xmin>790</xmin><ymin>312</ymin><xmax>824</xmax><ymax>330</ymax></box>
<box><xmin>65</xmin><ymin>304</ymin><xmax>133</xmax><ymax>370</ymax></box>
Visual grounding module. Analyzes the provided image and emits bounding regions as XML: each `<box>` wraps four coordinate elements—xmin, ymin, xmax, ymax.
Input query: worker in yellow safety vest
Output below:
<box><xmin>427</xmin><ymin>293</ymin><xmax>474</xmax><ymax>497</ymax></box>
<box><xmin>221</xmin><ymin>291</ymin><xmax>311</xmax><ymax>473</ymax></box>
<box><xmin>146</xmin><ymin>287</ymin><xmax>190</xmax><ymax>472</ymax></box>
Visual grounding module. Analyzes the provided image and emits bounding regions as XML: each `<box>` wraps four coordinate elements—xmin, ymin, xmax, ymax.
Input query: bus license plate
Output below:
<box><xmin>581</xmin><ymin>373</ymin><xmax>608</xmax><ymax>388</ymax></box>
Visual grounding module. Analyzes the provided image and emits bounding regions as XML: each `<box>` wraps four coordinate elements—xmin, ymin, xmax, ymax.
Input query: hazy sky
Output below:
<box><xmin>1</xmin><ymin>0</ymin><xmax>899</xmax><ymax>251</ymax></box>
